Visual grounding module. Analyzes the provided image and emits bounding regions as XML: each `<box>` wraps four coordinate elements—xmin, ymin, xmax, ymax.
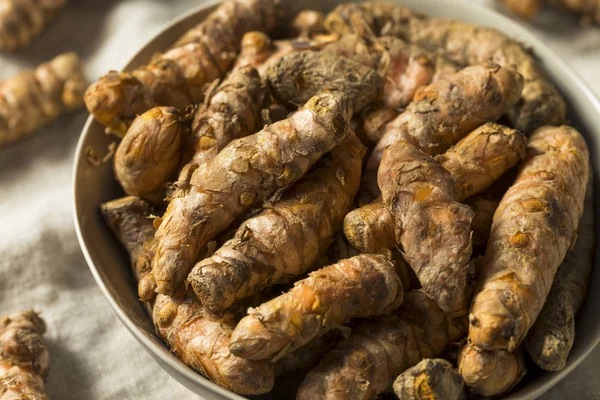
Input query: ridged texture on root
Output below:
<box><xmin>187</xmin><ymin>132</ymin><xmax>364</xmax><ymax>312</ymax></box>
<box><xmin>0</xmin><ymin>52</ymin><xmax>86</xmax><ymax>147</ymax></box>
<box><xmin>379</xmin><ymin>141</ymin><xmax>474</xmax><ymax>316</ymax></box>
<box><xmin>0</xmin><ymin>0</ymin><xmax>65</xmax><ymax>51</ymax></box>
<box><xmin>393</xmin><ymin>358</ymin><xmax>466</xmax><ymax>400</ymax></box>
<box><xmin>229</xmin><ymin>254</ymin><xmax>404</xmax><ymax>361</ymax></box>
<box><xmin>469</xmin><ymin>125</ymin><xmax>589</xmax><ymax>351</ymax></box>
<box><xmin>296</xmin><ymin>290</ymin><xmax>466</xmax><ymax>400</ymax></box>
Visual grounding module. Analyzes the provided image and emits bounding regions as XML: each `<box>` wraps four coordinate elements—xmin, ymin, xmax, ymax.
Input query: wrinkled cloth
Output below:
<box><xmin>0</xmin><ymin>0</ymin><xmax>598</xmax><ymax>399</ymax></box>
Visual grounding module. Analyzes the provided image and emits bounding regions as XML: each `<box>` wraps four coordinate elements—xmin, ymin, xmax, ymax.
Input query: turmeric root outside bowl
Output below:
<box><xmin>73</xmin><ymin>0</ymin><xmax>600</xmax><ymax>398</ymax></box>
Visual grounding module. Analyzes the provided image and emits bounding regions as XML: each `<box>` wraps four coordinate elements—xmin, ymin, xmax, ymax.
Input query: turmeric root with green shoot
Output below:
<box><xmin>296</xmin><ymin>290</ymin><xmax>467</xmax><ymax>400</ymax></box>
<box><xmin>0</xmin><ymin>52</ymin><xmax>86</xmax><ymax>148</ymax></box>
<box><xmin>266</xmin><ymin>50</ymin><xmax>383</xmax><ymax>112</ymax></box>
<box><xmin>186</xmin><ymin>65</ymin><xmax>266</xmax><ymax>167</ymax></box>
<box><xmin>469</xmin><ymin>125</ymin><xmax>589</xmax><ymax>351</ymax></box>
<box><xmin>324</xmin><ymin>1</ymin><xmax>566</xmax><ymax>133</ymax></box>
<box><xmin>115</xmin><ymin>107</ymin><xmax>184</xmax><ymax>206</ymax></box>
<box><xmin>0</xmin><ymin>311</ymin><xmax>49</xmax><ymax>400</ymax></box>
<box><xmin>457</xmin><ymin>343</ymin><xmax>525</xmax><ymax>396</ymax></box>
<box><xmin>187</xmin><ymin>132</ymin><xmax>364</xmax><ymax>312</ymax></box>
<box><xmin>379</xmin><ymin>141</ymin><xmax>474</xmax><ymax>316</ymax></box>
<box><xmin>152</xmin><ymin>92</ymin><xmax>351</xmax><ymax>296</ymax></box>
<box><xmin>346</xmin><ymin>122</ymin><xmax>525</xmax><ymax>253</ymax></box>
<box><xmin>0</xmin><ymin>0</ymin><xmax>65</xmax><ymax>51</ymax></box>
<box><xmin>393</xmin><ymin>359</ymin><xmax>466</xmax><ymax>400</ymax></box>
<box><xmin>525</xmin><ymin>174</ymin><xmax>595</xmax><ymax>371</ymax></box>
<box><xmin>84</xmin><ymin>0</ymin><xmax>279</xmax><ymax>136</ymax></box>
<box><xmin>229</xmin><ymin>253</ymin><xmax>404</xmax><ymax>361</ymax></box>
<box><xmin>364</xmin><ymin>64</ymin><xmax>523</xmax><ymax>198</ymax></box>
<box><xmin>100</xmin><ymin>196</ymin><xmax>276</xmax><ymax>395</ymax></box>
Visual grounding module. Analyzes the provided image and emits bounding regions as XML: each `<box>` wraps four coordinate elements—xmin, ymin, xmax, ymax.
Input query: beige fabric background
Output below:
<box><xmin>0</xmin><ymin>0</ymin><xmax>598</xmax><ymax>398</ymax></box>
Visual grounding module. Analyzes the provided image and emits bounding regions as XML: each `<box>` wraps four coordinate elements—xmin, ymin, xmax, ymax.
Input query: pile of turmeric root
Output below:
<box><xmin>91</xmin><ymin>1</ymin><xmax>595</xmax><ymax>398</ymax></box>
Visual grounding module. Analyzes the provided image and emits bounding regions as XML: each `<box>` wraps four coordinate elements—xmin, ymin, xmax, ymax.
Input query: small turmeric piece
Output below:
<box><xmin>84</xmin><ymin>0</ymin><xmax>279</xmax><ymax>136</ymax></box>
<box><xmin>229</xmin><ymin>253</ymin><xmax>404</xmax><ymax>361</ymax></box>
<box><xmin>0</xmin><ymin>0</ymin><xmax>65</xmax><ymax>51</ymax></box>
<box><xmin>187</xmin><ymin>132</ymin><xmax>364</xmax><ymax>312</ymax></box>
<box><xmin>379</xmin><ymin>141</ymin><xmax>474</xmax><ymax>316</ymax></box>
<box><xmin>435</xmin><ymin>122</ymin><xmax>527</xmax><ymax>201</ymax></box>
<box><xmin>343</xmin><ymin>197</ymin><xmax>398</xmax><ymax>253</ymax></box>
<box><xmin>469</xmin><ymin>125</ymin><xmax>589</xmax><ymax>351</ymax></box>
<box><xmin>114</xmin><ymin>107</ymin><xmax>184</xmax><ymax>206</ymax></box>
<box><xmin>266</xmin><ymin>50</ymin><xmax>383</xmax><ymax>112</ymax></box>
<box><xmin>100</xmin><ymin>196</ymin><xmax>276</xmax><ymax>395</ymax></box>
<box><xmin>393</xmin><ymin>359</ymin><xmax>466</xmax><ymax>400</ymax></box>
<box><xmin>296</xmin><ymin>290</ymin><xmax>466</xmax><ymax>400</ymax></box>
<box><xmin>363</xmin><ymin>64</ymin><xmax>523</xmax><ymax>199</ymax></box>
<box><xmin>324</xmin><ymin>1</ymin><xmax>566</xmax><ymax>133</ymax></box>
<box><xmin>186</xmin><ymin>65</ymin><xmax>266</xmax><ymax>166</ymax></box>
<box><xmin>0</xmin><ymin>311</ymin><xmax>49</xmax><ymax>400</ymax></box>
<box><xmin>525</xmin><ymin>174</ymin><xmax>594</xmax><ymax>371</ymax></box>
<box><xmin>0</xmin><ymin>52</ymin><xmax>86</xmax><ymax>148</ymax></box>
<box><xmin>457</xmin><ymin>343</ymin><xmax>525</xmax><ymax>396</ymax></box>
<box><xmin>152</xmin><ymin>92</ymin><xmax>352</xmax><ymax>296</ymax></box>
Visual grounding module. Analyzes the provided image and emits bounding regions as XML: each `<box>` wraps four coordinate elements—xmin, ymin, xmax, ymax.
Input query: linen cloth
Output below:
<box><xmin>0</xmin><ymin>0</ymin><xmax>598</xmax><ymax>398</ymax></box>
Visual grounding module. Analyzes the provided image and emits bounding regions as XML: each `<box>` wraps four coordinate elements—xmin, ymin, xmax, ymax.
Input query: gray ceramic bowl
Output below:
<box><xmin>73</xmin><ymin>0</ymin><xmax>600</xmax><ymax>398</ymax></box>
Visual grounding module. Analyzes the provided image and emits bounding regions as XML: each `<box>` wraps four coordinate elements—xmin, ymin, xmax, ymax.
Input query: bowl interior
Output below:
<box><xmin>73</xmin><ymin>0</ymin><xmax>600</xmax><ymax>399</ymax></box>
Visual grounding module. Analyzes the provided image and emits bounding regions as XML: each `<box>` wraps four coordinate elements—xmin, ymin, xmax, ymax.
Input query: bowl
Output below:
<box><xmin>73</xmin><ymin>0</ymin><xmax>600</xmax><ymax>398</ymax></box>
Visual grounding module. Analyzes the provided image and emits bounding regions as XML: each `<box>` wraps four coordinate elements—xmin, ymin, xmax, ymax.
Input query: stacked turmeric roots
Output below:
<box><xmin>91</xmin><ymin>0</ymin><xmax>594</xmax><ymax>398</ymax></box>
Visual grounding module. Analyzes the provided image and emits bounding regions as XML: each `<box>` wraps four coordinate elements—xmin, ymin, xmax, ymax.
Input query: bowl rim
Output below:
<box><xmin>73</xmin><ymin>0</ymin><xmax>600</xmax><ymax>399</ymax></box>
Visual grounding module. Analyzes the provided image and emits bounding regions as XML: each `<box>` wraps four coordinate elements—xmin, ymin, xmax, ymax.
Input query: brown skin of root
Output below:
<box><xmin>187</xmin><ymin>132</ymin><xmax>365</xmax><ymax>313</ymax></box>
<box><xmin>114</xmin><ymin>107</ymin><xmax>183</xmax><ymax>206</ymax></box>
<box><xmin>266</xmin><ymin>50</ymin><xmax>383</xmax><ymax>113</ymax></box>
<box><xmin>465</xmin><ymin>196</ymin><xmax>499</xmax><ymax>250</ymax></box>
<box><xmin>291</xmin><ymin>10</ymin><xmax>326</xmax><ymax>38</ymax></box>
<box><xmin>296</xmin><ymin>290</ymin><xmax>467</xmax><ymax>400</ymax></box>
<box><xmin>151</xmin><ymin>92</ymin><xmax>352</xmax><ymax>296</ymax></box>
<box><xmin>361</xmin><ymin>106</ymin><xmax>398</xmax><ymax>143</ymax></box>
<box><xmin>525</xmin><ymin>175</ymin><xmax>594</xmax><ymax>371</ymax></box>
<box><xmin>363</xmin><ymin>63</ymin><xmax>523</xmax><ymax>199</ymax></box>
<box><xmin>185</xmin><ymin>65</ymin><xmax>266</xmax><ymax>168</ymax></box>
<box><xmin>100</xmin><ymin>196</ymin><xmax>276</xmax><ymax>395</ymax></box>
<box><xmin>469</xmin><ymin>126</ymin><xmax>589</xmax><ymax>351</ymax></box>
<box><xmin>0</xmin><ymin>0</ymin><xmax>65</xmax><ymax>51</ymax></box>
<box><xmin>0</xmin><ymin>52</ymin><xmax>86</xmax><ymax>147</ymax></box>
<box><xmin>343</xmin><ymin>197</ymin><xmax>398</xmax><ymax>253</ymax></box>
<box><xmin>379</xmin><ymin>141</ymin><xmax>474</xmax><ymax>316</ymax></box>
<box><xmin>393</xmin><ymin>358</ymin><xmax>466</xmax><ymax>400</ymax></box>
<box><xmin>0</xmin><ymin>311</ymin><xmax>49</xmax><ymax>400</ymax></box>
<box><xmin>435</xmin><ymin>122</ymin><xmax>527</xmax><ymax>202</ymax></box>
<box><xmin>229</xmin><ymin>254</ymin><xmax>404</xmax><ymax>361</ymax></box>
<box><xmin>84</xmin><ymin>0</ymin><xmax>279</xmax><ymax>136</ymax></box>
<box><xmin>457</xmin><ymin>343</ymin><xmax>525</xmax><ymax>396</ymax></box>
<box><xmin>502</xmin><ymin>0</ymin><xmax>544</xmax><ymax>19</ymax></box>
<box><xmin>325</xmin><ymin>2</ymin><xmax>565</xmax><ymax>134</ymax></box>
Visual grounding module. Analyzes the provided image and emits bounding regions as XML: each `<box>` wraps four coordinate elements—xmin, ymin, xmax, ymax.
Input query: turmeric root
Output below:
<box><xmin>525</xmin><ymin>174</ymin><xmax>594</xmax><ymax>371</ymax></box>
<box><xmin>276</xmin><ymin>330</ymin><xmax>341</xmax><ymax>375</ymax></box>
<box><xmin>501</xmin><ymin>0</ymin><xmax>544</xmax><ymax>19</ymax></box>
<box><xmin>152</xmin><ymin>92</ymin><xmax>351</xmax><ymax>296</ymax></box>
<box><xmin>469</xmin><ymin>125</ymin><xmax>589</xmax><ymax>351</ymax></box>
<box><xmin>186</xmin><ymin>65</ymin><xmax>266</xmax><ymax>167</ymax></box>
<box><xmin>457</xmin><ymin>343</ymin><xmax>525</xmax><ymax>396</ymax></box>
<box><xmin>229</xmin><ymin>253</ymin><xmax>404</xmax><ymax>361</ymax></box>
<box><xmin>114</xmin><ymin>107</ymin><xmax>184</xmax><ymax>206</ymax></box>
<box><xmin>296</xmin><ymin>290</ymin><xmax>466</xmax><ymax>400</ymax></box>
<box><xmin>266</xmin><ymin>50</ymin><xmax>383</xmax><ymax>112</ymax></box>
<box><xmin>393</xmin><ymin>359</ymin><xmax>466</xmax><ymax>400</ymax></box>
<box><xmin>84</xmin><ymin>0</ymin><xmax>279</xmax><ymax>136</ymax></box>
<box><xmin>363</xmin><ymin>63</ymin><xmax>523</xmax><ymax>199</ymax></box>
<box><xmin>0</xmin><ymin>0</ymin><xmax>65</xmax><ymax>51</ymax></box>
<box><xmin>361</xmin><ymin>106</ymin><xmax>398</xmax><ymax>143</ymax></box>
<box><xmin>0</xmin><ymin>52</ymin><xmax>86</xmax><ymax>148</ymax></box>
<box><xmin>435</xmin><ymin>123</ymin><xmax>527</xmax><ymax>201</ymax></box>
<box><xmin>324</xmin><ymin>1</ymin><xmax>566</xmax><ymax>133</ymax></box>
<box><xmin>343</xmin><ymin>197</ymin><xmax>398</xmax><ymax>253</ymax></box>
<box><xmin>291</xmin><ymin>10</ymin><xmax>326</xmax><ymax>38</ymax></box>
<box><xmin>0</xmin><ymin>311</ymin><xmax>49</xmax><ymax>400</ymax></box>
<box><xmin>187</xmin><ymin>132</ymin><xmax>364</xmax><ymax>312</ymax></box>
<box><xmin>100</xmin><ymin>196</ymin><xmax>275</xmax><ymax>395</ymax></box>
<box><xmin>466</xmin><ymin>196</ymin><xmax>499</xmax><ymax>250</ymax></box>
<box><xmin>379</xmin><ymin>141</ymin><xmax>474</xmax><ymax>316</ymax></box>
